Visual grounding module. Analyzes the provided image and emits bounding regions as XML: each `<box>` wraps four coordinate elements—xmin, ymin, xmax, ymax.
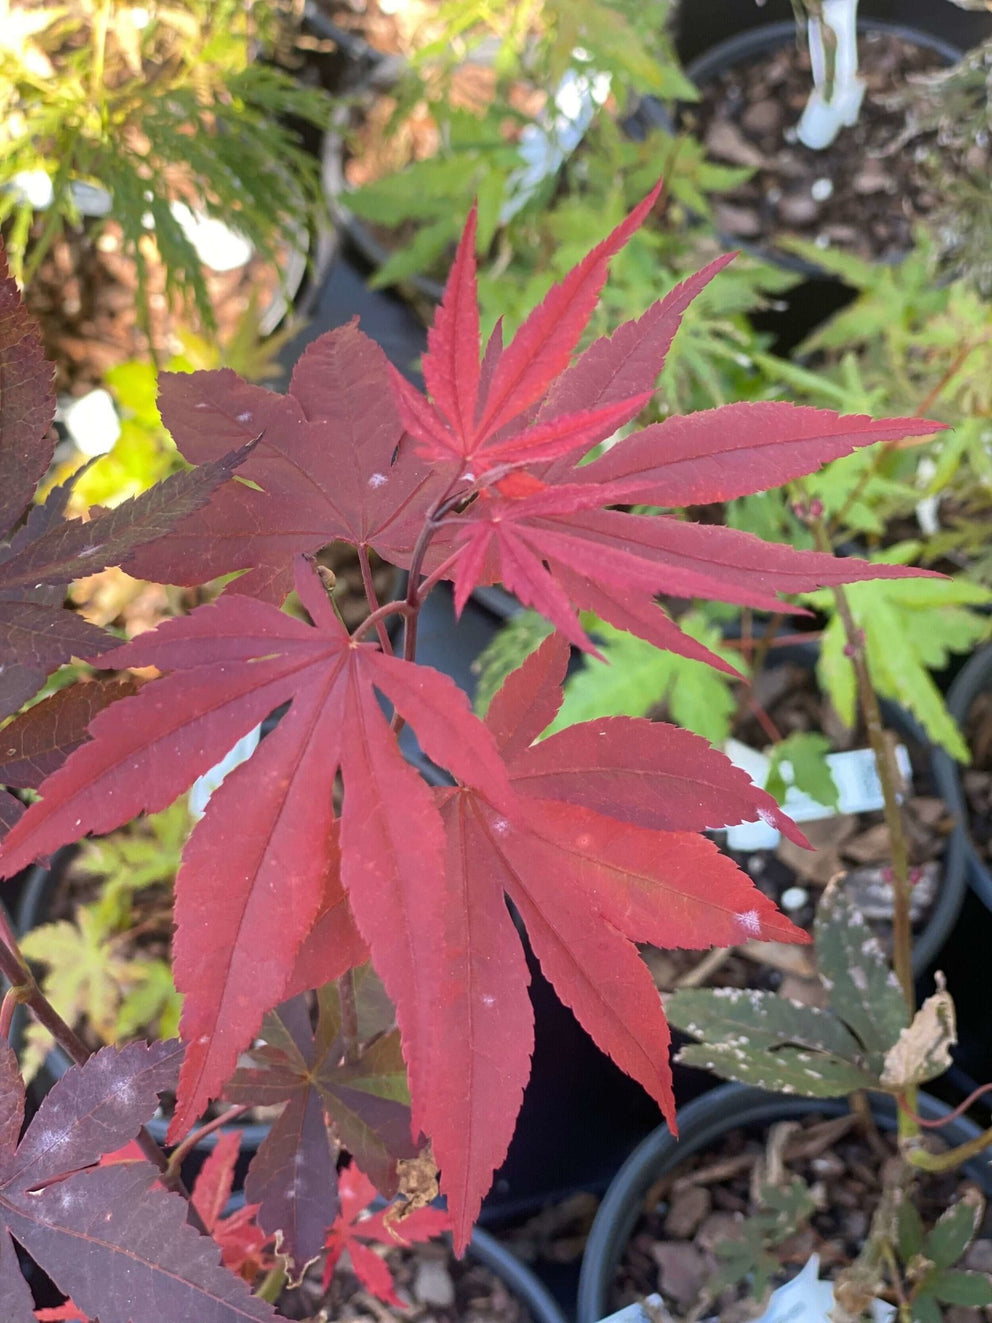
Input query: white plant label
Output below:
<box><xmin>796</xmin><ymin>0</ymin><xmax>865</xmax><ymax>149</ymax></box>
<box><xmin>722</xmin><ymin>738</ymin><xmax>912</xmax><ymax>851</ymax></box>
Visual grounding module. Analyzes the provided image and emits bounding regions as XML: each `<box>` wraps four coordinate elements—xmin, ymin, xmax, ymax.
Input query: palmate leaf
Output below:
<box><xmin>421</xmin><ymin>633</ymin><xmax>811</xmax><ymax>1248</ymax></box>
<box><xmin>0</xmin><ymin>1040</ymin><xmax>282</xmax><ymax>1323</ymax></box>
<box><xmin>0</xmin><ymin>557</ymin><xmax>513</xmax><ymax>1151</ymax></box>
<box><xmin>123</xmin><ymin>323</ymin><xmax>446</xmax><ymax>603</ymax></box>
<box><xmin>808</xmin><ymin>573</ymin><xmax>992</xmax><ymax>760</ymax></box>
<box><xmin>225</xmin><ymin>989</ymin><xmax>415</xmax><ymax>1271</ymax></box>
<box><xmin>390</xmin><ymin>189</ymin><xmax>941</xmax><ymax>660</ymax></box>
<box><xmin>668</xmin><ymin>879</ymin><xmax>911</xmax><ymax>1097</ymax></box>
<box><xmin>0</xmin><ymin>238</ymin><xmax>254</xmax><ymax>717</ymax></box>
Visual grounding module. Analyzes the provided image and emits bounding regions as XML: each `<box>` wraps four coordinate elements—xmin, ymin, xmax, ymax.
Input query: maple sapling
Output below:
<box><xmin>0</xmin><ymin>188</ymin><xmax>949</xmax><ymax>1318</ymax></box>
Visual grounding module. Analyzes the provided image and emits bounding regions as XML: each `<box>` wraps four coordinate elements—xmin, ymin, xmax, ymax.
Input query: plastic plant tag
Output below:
<box><xmin>746</xmin><ymin>1253</ymin><xmax>895</xmax><ymax>1323</ymax></box>
<box><xmin>722</xmin><ymin>739</ymin><xmax>912</xmax><ymax>851</ymax></box>
<box><xmin>189</xmin><ymin>725</ymin><xmax>263</xmax><ymax>819</ymax></box>
<box><xmin>797</xmin><ymin>0</ymin><xmax>866</xmax><ymax>149</ymax></box>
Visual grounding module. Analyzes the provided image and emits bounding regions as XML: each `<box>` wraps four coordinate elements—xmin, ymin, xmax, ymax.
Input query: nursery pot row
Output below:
<box><xmin>932</xmin><ymin>641</ymin><xmax>992</xmax><ymax>913</ymax></box>
<box><xmin>325</xmin><ymin>7</ymin><xmax>982</xmax><ymax>313</ymax></box>
<box><xmin>577</xmin><ymin>1080</ymin><xmax>992</xmax><ymax>1323</ymax></box>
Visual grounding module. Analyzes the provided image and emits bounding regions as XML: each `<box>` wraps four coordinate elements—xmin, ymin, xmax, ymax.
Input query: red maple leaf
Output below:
<box><xmin>122</xmin><ymin>322</ymin><xmax>446</xmax><ymax>604</ymax></box>
<box><xmin>419</xmin><ymin>631</ymin><xmax>815</xmax><ymax>1247</ymax></box>
<box><xmin>392</xmin><ymin>188</ymin><xmax>942</xmax><ymax>657</ymax></box>
<box><xmin>191</xmin><ymin>1132</ymin><xmax>276</xmax><ymax>1282</ymax></box>
<box><xmin>322</xmin><ymin>1166</ymin><xmax>450</xmax><ymax>1307</ymax></box>
<box><xmin>0</xmin><ymin>189</ymin><xmax>943</xmax><ymax>1256</ymax></box>
<box><xmin>0</xmin><ymin>557</ymin><xmax>514</xmax><ymax>1145</ymax></box>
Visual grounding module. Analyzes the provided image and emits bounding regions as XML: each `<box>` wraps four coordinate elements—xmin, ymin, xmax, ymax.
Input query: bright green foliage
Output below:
<box><xmin>0</xmin><ymin>0</ymin><xmax>331</xmax><ymax>335</ymax></box>
<box><xmin>547</xmin><ymin>611</ymin><xmax>742</xmax><ymax>745</ymax></box>
<box><xmin>764</xmin><ymin>731</ymin><xmax>839</xmax><ymax>811</ymax></box>
<box><xmin>711</xmin><ymin>1176</ymin><xmax>818</xmax><ymax>1303</ymax></box>
<box><xmin>472</xmin><ymin>609</ymin><xmax>553</xmax><ymax>717</ymax></box>
<box><xmin>896</xmin><ymin>1192</ymin><xmax>992</xmax><ymax>1319</ymax></box>
<box><xmin>805</xmin><ymin>572</ymin><xmax>992</xmax><ymax>761</ymax></box>
<box><xmin>18</xmin><ymin>802</ymin><xmax>188</xmax><ymax>1078</ymax></box>
<box><xmin>754</xmin><ymin>231</ymin><xmax>992</xmax><ymax>557</ymax></box>
<box><xmin>75</xmin><ymin>799</ymin><xmax>190</xmax><ymax>929</ymax></box>
<box><xmin>668</xmin><ymin>881</ymin><xmax>910</xmax><ymax>1096</ymax></box>
<box><xmin>412</xmin><ymin>0</ymin><xmax>690</xmax><ymax>103</ymax></box>
<box><xmin>66</xmin><ymin>310</ymin><xmax>294</xmax><ymax>508</ymax></box>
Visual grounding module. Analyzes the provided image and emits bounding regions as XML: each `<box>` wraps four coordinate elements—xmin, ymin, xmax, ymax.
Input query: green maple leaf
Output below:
<box><xmin>806</xmin><ymin>572</ymin><xmax>992</xmax><ymax>761</ymax></box>
<box><xmin>550</xmin><ymin>611</ymin><xmax>742</xmax><ymax>746</ymax></box>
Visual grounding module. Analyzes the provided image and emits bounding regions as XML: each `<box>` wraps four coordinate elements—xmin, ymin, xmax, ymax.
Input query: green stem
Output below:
<box><xmin>256</xmin><ymin>1264</ymin><xmax>287</xmax><ymax>1304</ymax></box>
<box><xmin>810</xmin><ymin>518</ymin><xmax>914</xmax><ymax>1017</ymax></box>
<box><xmin>907</xmin><ymin>1123</ymin><xmax>992</xmax><ymax>1172</ymax></box>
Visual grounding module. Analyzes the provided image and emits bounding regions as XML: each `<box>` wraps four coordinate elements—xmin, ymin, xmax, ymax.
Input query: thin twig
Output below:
<box><xmin>166</xmin><ymin>1105</ymin><xmax>253</xmax><ymax>1179</ymax></box>
<box><xmin>338</xmin><ymin>969</ymin><xmax>361</xmax><ymax>1066</ymax></box>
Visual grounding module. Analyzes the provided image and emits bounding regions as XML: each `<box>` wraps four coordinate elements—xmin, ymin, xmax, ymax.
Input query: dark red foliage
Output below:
<box><xmin>0</xmin><ymin>193</ymin><xmax>941</xmax><ymax>1273</ymax></box>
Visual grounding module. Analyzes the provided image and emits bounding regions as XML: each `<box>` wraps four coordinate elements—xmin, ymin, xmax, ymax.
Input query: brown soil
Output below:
<box><xmin>645</xmin><ymin>658</ymin><xmax>951</xmax><ymax>1002</ymax></box>
<box><xmin>277</xmin><ymin>1242</ymin><xmax>535</xmax><ymax>1323</ymax></box>
<box><xmin>688</xmin><ymin>29</ymin><xmax>963</xmax><ymax>263</ymax></box>
<box><xmin>615</xmin><ymin>1111</ymin><xmax>992</xmax><ymax>1322</ymax></box>
<box><xmin>23</xmin><ymin>217</ymin><xmax>292</xmax><ymax>399</ymax></box>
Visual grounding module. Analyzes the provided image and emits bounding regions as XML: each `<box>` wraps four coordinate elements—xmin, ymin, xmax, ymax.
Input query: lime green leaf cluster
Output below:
<box><xmin>0</xmin><ymin>1</ymin><xmax>331</xmax><ymax>332</ymax></box>
<box><xmin>764</xmin><ymin>731</ymin><xmax>839</xmax><ymax>810</ymax></box>
<box><xmin>18</xmin><ymin>802</ymin><xmax>188</xmax><ymax>1078</ymax></box>
<box><xmin>806</xmin><ymin>573</ymin><xmax>992</xmax><ymax>761</ymax></box>
<box><xmin>550</xmin><ymin>611</ymin><xmax>743</xmax><ymax>745</ymax></box>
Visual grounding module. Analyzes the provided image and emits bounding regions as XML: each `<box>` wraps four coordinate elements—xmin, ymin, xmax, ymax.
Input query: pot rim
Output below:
<box><xmin>577</xmin><ymin>1079</ymin><xmax>992</xmax><ymax>1323</ymax></box>
<box><xmin>635</xmin><ymin>19</ymin><xmax>965</xmax><ymax>279</ymax></box>
<box><xmin>931</xmin><ymin>641</ymin><xmax>992</xmax><ymax>911</ymax></box>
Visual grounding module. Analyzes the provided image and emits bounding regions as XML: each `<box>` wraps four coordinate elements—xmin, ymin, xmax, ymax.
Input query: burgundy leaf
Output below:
<box><xmin>6</xmin><ymin>1164</ymin><xmax>282</xmax><ymax>1323</ymax></box>
<box><xmin>125</xmin><ymin>325</ymin><xmax>445</xmax><ymax>601</ymax></box>
<box><xmin>0</xmin><ymin>678</ymin><xmax>140</xmax><ymax>790</ymax></box>
<box><xmin>0</xmin><ymin>241</ymin><xmax>56</xmax><ymax>539</ymax></box>
<box><xmin>245</xmin><ymin>1090</ymin><xmax>336</xmax><ymax>1272</ymax></box>
<box><xmin>6</xmin><ymin>1041</ymin><xmax>181</xmax><ymax>1187</ymax></box>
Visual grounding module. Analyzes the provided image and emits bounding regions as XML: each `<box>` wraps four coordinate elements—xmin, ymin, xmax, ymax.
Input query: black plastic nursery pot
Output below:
<box><xmin>576</xmin><ymin>1080</ymin><xmax>992</xmax><ymax>1323</ymax></box>
<box><xmin>662</xmin><ymin>20</ymin><xmax>966</xmax><ymax>279</ymax></box>
<box><xmin>670</xmin><ymin>0</ymin><xmax>992</xmax><ymax>68</ymax></box>
<box><xmin>929</xmin><ymin>643</ymin><xmax>992</xmax><ymax>1103</ymax></box>
<box><xmin>466</xmin><ymin>1225</ymin><xmax>571</xmax><ymax>1323</ymax></box>
<box><xmin>932</xmin><ymin>641</ymin><xmax>992</xmax><ymax>913</ymax></box>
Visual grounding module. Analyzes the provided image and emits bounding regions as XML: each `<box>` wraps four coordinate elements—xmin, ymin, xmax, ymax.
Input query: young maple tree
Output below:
<box><xmin>0</xmin><ymin>186</ymin><xmax>941</xmax><ymax>1316</ymax></box>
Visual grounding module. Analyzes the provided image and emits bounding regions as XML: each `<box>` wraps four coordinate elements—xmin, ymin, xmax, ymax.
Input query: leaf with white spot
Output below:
<box><xmin>668</xmin><ymin>986</ymin><xmax>878</xmax><ymax>1096</ymax></box>
<box><xmin>0</xmin><ymin>1039</ymin><xmax>282</xmax><ymax>1322</ymax></box>
<box><xmin>815</xmin><ymin>878</ymin><xmax>908</xmax><ymax>1064</ymax></box>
